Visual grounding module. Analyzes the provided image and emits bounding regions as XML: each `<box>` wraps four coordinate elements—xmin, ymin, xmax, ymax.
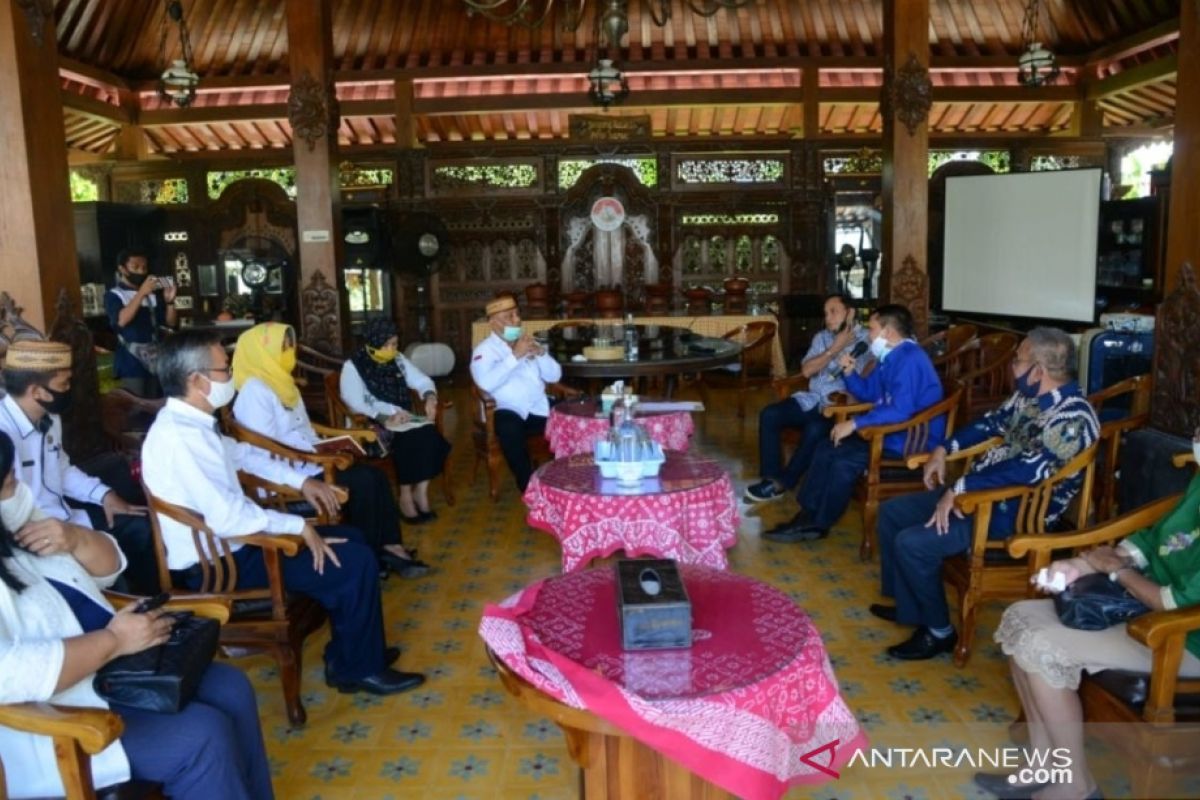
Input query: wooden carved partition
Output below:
<box><xmin>560</xmin><ymin>164</ymin><xmax>658</xmax><ymax>306</ymax></box>
<box><xmin>1151</xmin><ymin>261</ymin><xmax>1200</xmax><ymax>436</ymax></box>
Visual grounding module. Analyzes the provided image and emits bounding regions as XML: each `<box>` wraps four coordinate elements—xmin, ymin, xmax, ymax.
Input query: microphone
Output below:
<box><xmin>850</xmin><ymin>341</ymin><xmax>868</xmax><ymax>358</ymax></box>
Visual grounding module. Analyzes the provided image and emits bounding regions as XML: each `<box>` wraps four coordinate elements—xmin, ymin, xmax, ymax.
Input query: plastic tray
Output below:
<box><xmin>594</xmin><ymin>441</ymin><xmax>666</xmax><ymax>478</ymax></box>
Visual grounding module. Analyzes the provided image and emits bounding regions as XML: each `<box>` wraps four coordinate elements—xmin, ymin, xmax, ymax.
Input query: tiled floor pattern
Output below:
<box><xmin>242</xmin><ymin>385</ymin><xmax>1132</xmax><ymax>799</ymax></box>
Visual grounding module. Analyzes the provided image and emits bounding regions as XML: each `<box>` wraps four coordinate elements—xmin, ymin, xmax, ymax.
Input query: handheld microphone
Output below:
<box><xmin>850</xmin><ymin>341</ymin><xmax>868</xmax><ymax>358</ymax></box>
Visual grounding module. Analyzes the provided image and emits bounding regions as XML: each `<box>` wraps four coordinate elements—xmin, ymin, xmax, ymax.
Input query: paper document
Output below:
<box><xmin>636</xmin><ymin>401</ymin><xmax>704</xmax><ymax>413</ymax></box>
<box><xmin>385</xmin><ymin>416</ymin><xmax>433</xmax><ymax>433</ymax></box>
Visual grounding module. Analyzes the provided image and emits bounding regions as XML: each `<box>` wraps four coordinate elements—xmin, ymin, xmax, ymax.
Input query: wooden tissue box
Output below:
<box><xmin>616</xmin><ymin>559</ymin><xmax>692</xmax><ymax>651</ymax></box>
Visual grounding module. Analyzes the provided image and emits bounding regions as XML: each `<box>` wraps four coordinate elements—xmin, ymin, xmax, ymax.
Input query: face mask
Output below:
<box><xmin>122</xmin><ymin>270</ymin><xmax>148</xmax><ymax>287</ymax></box>
<box><xmin>1193</xmin><ymin>439</ymin><xmax>1200</xmax><ymax>465</ymax></box>
<box><xmin>203</xmin><ymin>375</ymin><xmax>237</xmax><ymax>409</ymax></box>
<box><xmin>502</xmin><ymin>325</ymin><xmax>523</xmax><ymax>343</ymax></box>
<box><xmin>368</xmin><ymin>345</ymin><xmax>398</xmax><ymax>364</ymax></box>
<box><xmin>869</xmin><ymin>335</ymin><xmax>891</xmax><ymax>361</ymax></box>
<box><xmin>280</xmin><ymin>348</ymin><xmax>297</xmax><ymax>374</ymax></box>
<box><xmin>37</xmin><ymin>387</ymin><xmax>72</xmax><ymax>415</ymax></box>
<box><xmin>0</xmin><ymin>481</ymin><xmax>36</xmax><ymax>534</ymax></box>
<box><xmin>1015</xmin><ymin>365</ymin><xmax>1040</xmax><ymax>398</ymax></box>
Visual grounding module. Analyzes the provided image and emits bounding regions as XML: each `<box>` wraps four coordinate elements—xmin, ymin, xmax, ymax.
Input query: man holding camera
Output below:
<box><xmin>105</xmin><ymin>249</ymin><xmax>177</xmax><ymax>397</ymax></box>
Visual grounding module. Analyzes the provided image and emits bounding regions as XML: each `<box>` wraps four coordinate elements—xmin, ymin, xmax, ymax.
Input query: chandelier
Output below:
<box><xmin>1017</xmin><ymin>0</ymin><xmax>1059</xmax><ymax>87</ymax></box>
<box><xmin>587</xmin><ymin>59</ymin><xmax>630</xmax><ymax>109</ymax></box>
<box><xmin>156</xmin><ymin>0</ymin><xmax>200</xmax><ymax>107</ymax></box>
<box><xmin>462</xmin><ymin>1</ymin><xmax>756</xmax><ymax>44</ymax></box>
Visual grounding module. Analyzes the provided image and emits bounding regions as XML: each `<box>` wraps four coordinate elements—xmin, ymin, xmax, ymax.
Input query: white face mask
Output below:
<box><xmin>1193</xmin><ymin>439</ymin><xmax>1200</xmax><ymax>466</ymax></box>
<box><xmin>869</xmin><ymin>334</ymin><xmax>891</xmax><ymax>361</ymax></box>
<box><xmin>204</xmin><ymin>376</ymin><xmax>237</xmax><ymax>409</ymax></box>
<box><xmin>0</xmin><ymin>481</ymin><xmax>36</xmax><ymax>534</ymax></box>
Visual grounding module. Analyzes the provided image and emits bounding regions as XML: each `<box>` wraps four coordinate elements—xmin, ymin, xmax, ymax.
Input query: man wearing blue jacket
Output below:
<box><xmin>871</xmin><ymin>327</ymin><xmax>1099</xmax><ymax>660</ymax></box>
<box><xmin>765</xmin><ymin>304</ymin><xmax>945</xmax><ymax>544</ymax></box>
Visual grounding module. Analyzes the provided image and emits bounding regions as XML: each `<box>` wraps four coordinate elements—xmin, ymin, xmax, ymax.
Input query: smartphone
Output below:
<box><xmin>133</xmin><ymin>592</ymin><xmax>171</xmax><ymax>613</ymax></box>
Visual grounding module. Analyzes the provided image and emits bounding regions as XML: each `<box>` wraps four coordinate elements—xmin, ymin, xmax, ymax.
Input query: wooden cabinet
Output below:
<box><xmin>1095</xmin><ymin>196</ymin><xmax>1166</xmax><ymax>310</ymax></box>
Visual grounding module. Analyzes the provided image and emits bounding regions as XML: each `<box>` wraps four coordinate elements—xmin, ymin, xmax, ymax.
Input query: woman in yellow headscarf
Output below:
<box><xmin>230</xmin><ymin>323</ymin><xmax>429</xmax><ymax>579</ymax></box>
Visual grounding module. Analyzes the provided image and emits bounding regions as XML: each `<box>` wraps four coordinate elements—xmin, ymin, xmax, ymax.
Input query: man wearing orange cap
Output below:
<box><xmin>0</xmin><ymin>340</ymin><xmax>159</xmax><ymax>594</ymax></box>
<box><xmin>469</xmin><ymin>295</ymin><xmax>562</xmax><ymax>492</ymax></box>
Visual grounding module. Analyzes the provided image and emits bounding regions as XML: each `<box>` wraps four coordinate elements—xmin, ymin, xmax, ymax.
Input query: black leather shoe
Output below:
<box><xmin>868</xmin><ymin>603</ymin><xmax>898</xmax><ymax>622</ymax></box>
<box><xmin>763</xmin><ymin>523</ymin><xmax>828</xmax><ymax>543</ymax></box>
<box><xmin>886</xmin><ymin>627</ymin><xmax>957</xmax><ymax>660</ymax></box>
<box><xmin>334</xmin><ymin>668</ymin><xmax>426</xmax><ymax>696</ymax></box>
<box><xmin>973</xmin><ymin>771</ymin><xmax>1048</xmax><ymax>798</ymax></box>
<box><xmin>325</xmin><ymin>646</ymin><xmax>401</xmax><ymax>687</ymax></box>
<box><xmin>416</xmin><ymin>509</ymin><xmax>437</xmax><ymax>523</ymax></box>
<box><xmin>380</xmin><ymin>550</ymin><xmax>432</xmax><ymax>579</ymax></box>
<box><xmin>765</xmin><ymin>509</ymin><xmax>812</xmax><ymax>534</ymax></box>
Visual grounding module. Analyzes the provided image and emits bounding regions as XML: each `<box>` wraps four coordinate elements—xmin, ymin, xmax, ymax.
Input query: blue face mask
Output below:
<box><xmin>1015</xmin><ymin>365</ymin><xmax>1040</xmax><ymax>398</ymax></box>
<box><xmin>502</xmin><ymin>325</ymin><xmax>523</xmax><ymax>342</ymax></box>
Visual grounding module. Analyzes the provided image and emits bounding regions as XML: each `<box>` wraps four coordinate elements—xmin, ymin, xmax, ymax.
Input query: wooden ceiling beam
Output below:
<box><xmin>1086</xmin><ymin>18</ymin><xmax>1180</xmax><ymax>67</ymax></box>
<box><xmin>58</xmin><ymin>55</ymin><xmax>130</xmax><ymax>92</ymax></box>
<box><xmin>1086</xmin><ymin>53</ymin><xmax>1178</xmax><ymax>99</ymax></box>
<box><xmin>61</xmin><ymin>92</ymin><xmax>132</xmax><ymax>125</ymax></box>
<box><xmin>138</xmin><ymin>98</ymin><xmax>392</xmax><ymax>125</ymax></box>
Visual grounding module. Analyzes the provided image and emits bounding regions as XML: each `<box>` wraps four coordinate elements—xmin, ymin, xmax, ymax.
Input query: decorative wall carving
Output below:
<box><xmin>892</xmin><ymin>255</ymin><xmax>930</xmax><ymax>338</ymax></box>
<box><xmin>288</xmin><ymin>70</ymin><xmax>338</xmax><ymax>152</ymax></box>
<box><xmin>16</xmin><ymin>0</ymin><xmax>53</xmax><ymax>47</ymax></box>
<box><xmin>300</xmin><ymin>271</ymin><xmax>342</xmax><ymax>355</ymax></box>
<box><xmin>0</xmin><ymin>293</ymin><xmax>43</xmax><ymax>359</ymax></box>
<box><xmin>884</xmin><ymin>54</ymin><xmax>933</xmax><ymax>137</ymax></box>
<box><xmin>1151</xmin><ymin>262</ymin><xmax>1200</xmax><ymax>436</ymax></box>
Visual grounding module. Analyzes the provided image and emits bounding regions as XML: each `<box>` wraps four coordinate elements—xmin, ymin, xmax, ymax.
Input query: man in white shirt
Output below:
<box><xmin>0</xmin><ymin>340</ymin><xmax>159</xmax><ymax>594</ymax></box>
<box><xmin>141</xmin><ymin>329</ymin><xmax>424</xmax><ymax>695</ymax></box>
<box><xmin>470</xmin><ymin>295</ymin><xmax>563</xmax><ymax>492</ymax></box>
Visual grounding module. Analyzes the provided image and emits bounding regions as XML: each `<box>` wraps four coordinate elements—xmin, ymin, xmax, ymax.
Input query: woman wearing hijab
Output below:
<box><xmin>339</xmin><ymin>317</ymin><xmax>451</xmax><ymax>522</ymax></box>
<box><xmin>0</xmin><ymin>431</ymin><xmax>273</xmax><ymax>800</ymax></box>
<box><xmin>229</xmin><ymin>322</ymin><xmax>429</xmax><ymax>579</ymax></box>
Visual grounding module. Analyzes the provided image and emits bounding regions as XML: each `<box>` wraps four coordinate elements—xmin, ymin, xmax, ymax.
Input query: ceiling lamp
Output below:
<box><xmin>156</xmin><ymin>0</ymin><xmax>199</xmax><ymax>107</ymax></box>
<box><xmin>462</xmin><ymin>0</ymin><xmax>755</xmax><ymax>43</ymax></box>
<box><xmin>1017</xmin><ymin>0</ymin><xmax>1060</xmax><ymax>87</ymax></box>
<box><xmin>587</xmin><ymin>58</ymin><xmax>630</xmax><ymax>110</ymax></box>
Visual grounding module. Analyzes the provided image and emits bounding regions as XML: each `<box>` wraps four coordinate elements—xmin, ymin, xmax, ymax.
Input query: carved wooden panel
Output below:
<box><xmin>1151</xmin><ymin>261</ymin><xmax>1200</xmax><ymax>436</ymax></box>
<box><xmin>300</xmin><ymin>271</ymin><xmax>341</xmax><ymax>355</ymax></box>
<box><xmin>891</xmin><ymin>255</ymin><xmax>930</xmax><ymax>339</ymax></box>
<box><xmin>49</xmin><ymin>290</ymin><xmax>105</xmax><ymax>462</ymax></box>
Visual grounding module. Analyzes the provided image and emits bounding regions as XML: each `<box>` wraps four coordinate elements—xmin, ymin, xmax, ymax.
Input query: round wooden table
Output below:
<box><xmin>540</xmin><ymin>323</ymin><xmax>741</xmax><ymax>380</ymax></box>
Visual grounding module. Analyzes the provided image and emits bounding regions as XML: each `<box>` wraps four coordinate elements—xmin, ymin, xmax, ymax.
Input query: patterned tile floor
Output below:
<box><xmin>244</xmin><ymin>385</ymin><xmax>1125</xmax><ymax>800</ymax></box>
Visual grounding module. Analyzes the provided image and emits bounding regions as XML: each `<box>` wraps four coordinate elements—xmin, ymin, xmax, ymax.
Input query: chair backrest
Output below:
<box><xmin>724</xmin><ymin>321</ymin><xmax>776</xmax><ymax>375</ymax></box>
<box><xmin>644</xmin><ymin>283</ymin><xmax>672</xmax><ymax>313</ymax></box>
<box><xmin>958</xmin><ymin>332</ymin><xmax>1019</xmax><ymax>410</ymax></box>
<box><xmin>898</xmin><ymin>386</ymin><xmax>962</xmax><ymax>458</ymax></box>
<box><xmin>99</xmin><ymin>389</ymin><xmax>164</xmax><ymax>457</ymax></box>
<box><xmin>594</xmin><ymin>289</ymin><xmax>624</xmax><ymax>318</ymax></box>
<box><xmin>1013</xmin><ymin>443</ymin><xmax>1098</xmax><ymax>534</ymax></box>
<box><xmin>1087</xmin><ymin>373</ymin><xmax>1152</xmax><ymax>417</ymax></box>
<box><xmin>143</xmin><ymin>483</ymin><xmax>240</xmax><ymax>594</ymax></box>
<box><xmin>324</xmin><ymin>371</ymin><xmax>354</xmax><ymax>428</ymax></box>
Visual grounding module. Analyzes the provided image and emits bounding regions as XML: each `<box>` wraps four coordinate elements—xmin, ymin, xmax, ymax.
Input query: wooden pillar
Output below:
<box><xmin>1165</xmin><ymin>0</ymin><xmax>1200</xmax><ymax>291</ymax></box>
<box><xmin>286</xmin><ymin>0</ymin><xmax>348</xmax><ymax>354</ymax></box>
<box><xmin>394</xmin><ymin>78</ymin><xmax>417</xmax><ymax>150</ymax></box>
<box><xmin>878</xmin><ymin>0</ymin><xmax>932</xmax><ymax>336</ymax></box>
<box><xmin>0</xmin><ymin>0</ymin><xmax>82</xmax><ymax>333</ymax></box>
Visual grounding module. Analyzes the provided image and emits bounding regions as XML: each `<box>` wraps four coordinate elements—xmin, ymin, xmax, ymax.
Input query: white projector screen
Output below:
<box><xmin>942</xmin><ymin>169</ymin><xmax>1101</xmax><ymax>323</ymax></box>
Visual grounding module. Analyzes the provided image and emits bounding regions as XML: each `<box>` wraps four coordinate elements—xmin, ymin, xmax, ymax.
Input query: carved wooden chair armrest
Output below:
<box><xmin>1127</xmin><ymin>604</ymin><xmax>1200</xmax><ymax>724</ymax></box>
<box><xmin>1004</xmin><ymin>492</ymin><xmax>1179</xmax><ymax>576</ymax></box>
<box><xmin>224</xmin><ymin>416</ymin><xmax>353</xmax><ymax>482</ymax></box>
<box><xmin>1087</xmin><ymin>373</ymin><xmax>1152</xmax><ymax>416</ymax></box>
<box><xmin>0</xmin><ymin>702</ymin><xmax>123</xmax><ymax>798</ymax></box>
<box><xmin>1172</xmin><ymin>452</ymin><xmax>1196</xmax><ymax>469</ymax></box>
<box><xmin>772</xmin><ymin>373</ymin><xmax>810</xmax><ymax>400</ymax></box>
<box><xmin>237</xmin><ymin>472</ymin><xmax>349</xmax><ymax>524</ymax></box>
<box><xmin>105</xmin><ymin>592</ymin><xmax>232</xmax><ymax>623</ymax></box>
<box><xmin>821</xmin><ymin>396</ymin><xmax>873</xmax><ymax>422</ymax></box>
<box><xmin>310</xmin><ymin>421</ymin><xmax>379</xmax><ymax>444</ymax></box>
<box><xmin>905</xmin><ymin>436</ymin><xmax>1004</xmax><ymax>468</ymax></box>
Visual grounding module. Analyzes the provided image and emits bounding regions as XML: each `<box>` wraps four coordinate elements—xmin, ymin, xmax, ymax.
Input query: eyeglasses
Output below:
<box><xmin>202</xmin><ymin>366</ymin><xmax>232</xmax><ymax>376</ymax></box>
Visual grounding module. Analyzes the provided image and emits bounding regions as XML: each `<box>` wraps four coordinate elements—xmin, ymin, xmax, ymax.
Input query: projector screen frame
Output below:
<box><xmin>940</xmin><ymin>167</ymin><xmax>1104</xmax><ymax>325</ymax></box>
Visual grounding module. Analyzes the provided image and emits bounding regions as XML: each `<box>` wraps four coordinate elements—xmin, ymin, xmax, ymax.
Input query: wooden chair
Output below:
<box><xmin>294</xmin><ymin>344</ymin><xmax>340</xmax><ymax>425</ymax></box>
<box><xmin>564</xmin><ymin>291</ymin><xmax>590</xmax><ymax>318</ymax></box>
<box><xmin>218</xmin><ymin>407</ymin><xmax>368</xmax><ymax>486</ymax></box>
<box><xmin>722</xmin><ymin>277</ymin><xmax>750</xmax><ymax>314</ymax></box>
<box><xmin>920</xmin><ymin>324</ymin><xmax>978</xmax><ymax>378</ymax></box>
<box><xmin>524</xmin><ymin>283</ymin><xmax>552</xmax><ymax>319</ymax></box>
<box><xmin>98</xmin><ymin>390</ymin><xmax>164</xmax><ymax>461</ymax></box>
<box><xmin>906</xmin><ymin>440</ymin><xmax>1098</xmax><ymax>666</ymax></box>
<box><xmin>143</xmin><ymin>483</ymin><xmax>337</xmax><ymax>727</ymax></box>
<box><xmin>1087</xmin><ymin>374</ymin><xmax>1152</xmax><ymax>522</ymax></box>
<box><xmin>0</xmin><ymin>598</ymin><xmax>229</xmax><ymax>800</ymax></box>
<box><xmin>697</xmin><ymin>320</ymin><xmax>777</xmax><ymax>420</ymax></box>
<box><xmin>594</xmin><ymin>289</ymin><xmax>624</xmax><ymax>319</ymax></box>
<box><xmin>956</xmin><ymin>332</ymin><xmax>1020</xmax><ymax>420</ymax></box>
<box><xmin>1008</xmin><ymin>478</ymin><xmax>1199</xmax><ymax>799</ymax></box>
<box><xmin>824</xmin><ymin>385</ymin><xmax>963</xmax><ymax>561</ymax></box>
<box><xmin>470</xmin><ymin>382</ymin><xmax>581</xmax><ymax>501</ymax></box>
<box><xmin>683</xmin><ymin>287</ymin><xmax>712</xmax><ymax>315</ymax></box>
<box><xmin>323</xmin><ymin>370</ymin><xmax>456</xmax><ymax>506</ymax></box>
<box><xmin>643</xmin><ymin>282</ymin><xmax>672</xmax><ymax>314</ymax></box>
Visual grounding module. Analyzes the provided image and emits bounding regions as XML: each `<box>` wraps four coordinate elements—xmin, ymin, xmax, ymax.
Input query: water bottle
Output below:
<box><xmin>623</xmin><ymin>313</ymin><xmax>639</xmax><ymax>361</ymax></box>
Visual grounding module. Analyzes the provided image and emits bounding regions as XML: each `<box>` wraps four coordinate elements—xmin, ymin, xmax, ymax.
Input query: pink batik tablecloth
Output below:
<box><xmin>479</xmin><ymin>565</ymin><xmax>867</xmax><ymax>800</ymax></box>
<box><xmin>545</xmin><ymin>399</ymin><xmax>695</xmax><ymax>457</ymax></box>
<box><xmin>523</xmin><ymin>450</ymin><xmax>739</xmax><ymax>572</ymax></box>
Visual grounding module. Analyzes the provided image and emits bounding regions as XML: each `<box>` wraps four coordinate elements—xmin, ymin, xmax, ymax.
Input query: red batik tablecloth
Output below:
<box><xmin>545</xmin><ymin>400</ymin><xmax>695</xmax><ymax>457</ymax></box>
<box><xmin>479</xmin><ymin>565</ymin><xmax>867</xmax><ymax>800</ymax></box>
<box><xmin>524</xmin><ymin>450</ymin><xmax>738</xmax><ymax>572</ymax></box>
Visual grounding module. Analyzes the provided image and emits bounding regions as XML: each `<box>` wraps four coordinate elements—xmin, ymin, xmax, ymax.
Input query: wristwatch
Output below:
<box><xmin>1109</xmin><ymin>567</ymin><xmax>1127</xmax><ymax>583</ymax></box>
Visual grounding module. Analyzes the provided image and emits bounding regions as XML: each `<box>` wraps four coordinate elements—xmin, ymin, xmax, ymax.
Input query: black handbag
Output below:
<box><xmin>1053</xmin><ymin>572</ymin><xmax>1150</xmax><ymax>631</ymax></box>
<box><xmin>94</xmin><ymin>612</ymin><xmax>221</xmax><ymax>713</ymax></box>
